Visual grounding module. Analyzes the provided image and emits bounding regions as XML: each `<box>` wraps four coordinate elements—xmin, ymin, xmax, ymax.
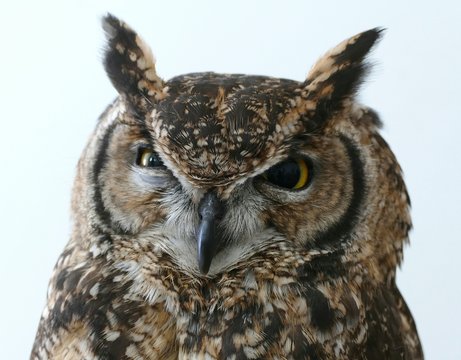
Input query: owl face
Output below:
<box><xmin>77</xmin><ymin>15</ymin><xmax>410</xmax><ymax>279</ymax></box>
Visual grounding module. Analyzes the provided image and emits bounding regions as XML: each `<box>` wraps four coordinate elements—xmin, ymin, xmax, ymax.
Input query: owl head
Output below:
<box><xmin>72</xmin><ymin>14</ymin><xmax>410</xmax><ymax>282</ymax></box>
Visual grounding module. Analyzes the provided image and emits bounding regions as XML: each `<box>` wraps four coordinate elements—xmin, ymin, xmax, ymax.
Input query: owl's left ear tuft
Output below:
<box><xmin>301</xmin><ymin>28</ymin><xmax>384</xmax><ymax>121</ymax></box>
<box><xmin>102</xmin><ymin>14</ymin><xmax>165</xmax><ymax>109</ymax></box>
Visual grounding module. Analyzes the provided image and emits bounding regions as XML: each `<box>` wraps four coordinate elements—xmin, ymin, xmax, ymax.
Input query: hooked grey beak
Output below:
<box><xmin>197</xmin><ymin>191</ymin><xmax>224</xmax><ymax>274</ymax></box>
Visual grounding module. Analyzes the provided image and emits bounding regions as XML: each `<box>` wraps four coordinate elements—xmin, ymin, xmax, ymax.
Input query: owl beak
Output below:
<box><xmin>197</xmin><ymin>191</ymin><xmax>225</xmax><ymax>274</ymax></box>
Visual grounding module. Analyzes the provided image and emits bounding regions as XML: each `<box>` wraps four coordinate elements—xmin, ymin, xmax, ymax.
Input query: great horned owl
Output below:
<box><xmin>31</xmin><ymin>14</ymin><xmax>423</xmax><ymax>359</ymax></box>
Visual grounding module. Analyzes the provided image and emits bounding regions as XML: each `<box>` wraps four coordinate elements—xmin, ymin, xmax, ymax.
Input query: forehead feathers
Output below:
<box><xmin>150</xmin><ymin>73</ymin><xmax>304</xmax><ymax>186</ymax></box>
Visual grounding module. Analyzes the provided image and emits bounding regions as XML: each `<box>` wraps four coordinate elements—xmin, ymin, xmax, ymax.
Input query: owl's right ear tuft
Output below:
<box><xmin>102</xmin><ymin>14</ymin><xmax>165</xmax><ymax>109</ymax></box>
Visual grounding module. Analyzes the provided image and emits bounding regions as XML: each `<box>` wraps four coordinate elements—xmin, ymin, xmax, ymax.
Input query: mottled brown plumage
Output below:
<box><xmin>31</xmin><ymin>14</ymin><xmax>423</xmax><ymax>359</ymax></box>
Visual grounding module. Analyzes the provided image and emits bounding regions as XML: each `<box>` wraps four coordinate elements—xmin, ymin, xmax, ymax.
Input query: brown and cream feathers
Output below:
<box><xmin>31</xmin><ymin>14</ymin><xmax>423</xmax><ymax>359</ymax></box>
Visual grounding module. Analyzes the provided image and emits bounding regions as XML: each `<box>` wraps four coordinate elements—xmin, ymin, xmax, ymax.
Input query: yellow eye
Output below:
<box><xmin>263</xmin><ymin>158</ymin><xmax>310</xmax><ymax>190</ymax></box>
<box><xmin>136</xmin><ymin>148</ymin><xmax>164</xmax><ymax>168</ymax></box>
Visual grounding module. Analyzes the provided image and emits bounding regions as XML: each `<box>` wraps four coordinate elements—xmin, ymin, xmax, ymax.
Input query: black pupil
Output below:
<box><xmin>265</xmin><ymin>159</ymin><xmax>300</xmax><ymax>188</ymax></box>
<box><xmin>138</xmin><ymin>148</ymin><xmax>164</xmax><ymax>167</ymax></box>
<box><xmin>146</xmin><ymin>152</ymin><xmax>163</xmax><ymax>167</ymax></box>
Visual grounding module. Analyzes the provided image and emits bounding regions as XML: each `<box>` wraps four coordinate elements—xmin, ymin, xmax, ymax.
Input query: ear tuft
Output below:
<box><xmin>301</xmin><ymin>28</ymin><xmax>384</xmax><ymax>122</ymax></box>
<box><xmin>102</xmin><ymin>14</ymin><xmax>165</xmax><ymax>109</ymax></box>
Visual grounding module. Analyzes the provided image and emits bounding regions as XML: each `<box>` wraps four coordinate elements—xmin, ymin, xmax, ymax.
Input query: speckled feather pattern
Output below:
<box><xmin>31</xmin><ymin>14</ymin><xmax>423</xmax><ymax>359</ymax></box>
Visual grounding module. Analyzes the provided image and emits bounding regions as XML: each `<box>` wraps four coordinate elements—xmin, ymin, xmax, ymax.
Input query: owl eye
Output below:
<box><xmin>136</xmin><ymin>147</ymin><xmax>164</xmax><ymax>168</ymax></box>
<box><xmin>262</xmin><ymin>158</ymin><xmax>310</xmax><ymax>190</ymax></box>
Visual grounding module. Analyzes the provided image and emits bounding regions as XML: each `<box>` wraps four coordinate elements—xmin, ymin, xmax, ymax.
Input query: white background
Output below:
<box><xmin>0</xmin><ymin>1</ymin><xmax>460</xmax><ymax>359</ymax></box>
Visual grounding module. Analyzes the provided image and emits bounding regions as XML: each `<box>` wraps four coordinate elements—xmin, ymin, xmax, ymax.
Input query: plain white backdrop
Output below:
<box><xmin>0</xmin><ymin>1</ymin><xmax>460</xmax><ymax>358</ymax></box>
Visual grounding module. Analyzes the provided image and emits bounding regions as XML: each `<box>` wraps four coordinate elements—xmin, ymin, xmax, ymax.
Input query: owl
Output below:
<box><xmin>31</xmin><ymin>14</ymin><xmax>423</xmax><ymax>359</ymax></box>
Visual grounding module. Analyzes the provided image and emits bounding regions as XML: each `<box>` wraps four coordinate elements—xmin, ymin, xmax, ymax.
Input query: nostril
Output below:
<box><xmin>215</xmin><ymin>210</ymin><xmax>225</xmax><ymax>221</ymax></box>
